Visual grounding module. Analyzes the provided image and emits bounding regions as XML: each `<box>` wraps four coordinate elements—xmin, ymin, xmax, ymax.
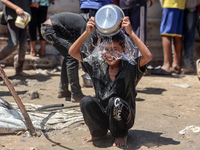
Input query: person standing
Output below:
<box><xmin>152</xmin><ymin>0</ymin><xmax>186</xmax><ymax>75</ymax></box>
<box><xmin>41</xmin><ymin>12</ymin><xmax>95</xmax><ymax>102</ymax></box>
<box><xmin>182</xmin><ymin>0</ymin><xmax>200</xmax><ymax>74</ymax></box>
<box><xmin>0</xmin><ymin>0</ymin><xmax>33</xmax><ymax>76</ymax></box>
<box><xmin>80</xmin><ymin>0</ymin><xmax>113</xmax><ymax>17</ymax></box>
<box><xmin>116</xmin><ymin>0</ymin><xmax>154</xmax><ymax>57</ymax></box>
<box><xmin>29</xmin><ymin>0</ymin><xmax>54</xmax><ymax>57</ymax></box>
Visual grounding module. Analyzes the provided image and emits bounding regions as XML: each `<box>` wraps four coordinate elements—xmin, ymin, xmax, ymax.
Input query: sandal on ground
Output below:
<box><xmin>172</xmin><ymin>66</ymin><xmax>181</xmax><ymax>74</ymax></box>
<box><xmin>196</xmin><ymin>59</ymin><xmax>200</xmax><ymax>80</ymax></box>
<box><xmin>151</xmin><ymin>66</ymin><xmax>172</xmax><ymax>76</ymax></box>
<box><xmin>57</xmin><ymin>92</ymin><xmax>71</xmax><ymax>98</ymax></box>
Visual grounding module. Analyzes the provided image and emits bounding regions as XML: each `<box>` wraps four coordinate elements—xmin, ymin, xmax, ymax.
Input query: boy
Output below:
<box><xmin>0</xmin><ymin>0</ymin><xmax>33</xmax><ymax>76</ymax></box>
<box><xmin>69</xmin><ymin>17</ymin><xmax>152</xmax><ymax>147</ymax></box>
<box><xmin>41</xmin><ymin>12</ymin><xmax>90</xmax><ymax>102</ymax></box>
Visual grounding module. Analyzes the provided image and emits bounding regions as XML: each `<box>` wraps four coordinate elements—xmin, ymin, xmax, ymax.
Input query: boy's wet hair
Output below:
<box><xmin>101</xmin><ymin>32</ymin><xmax>125</xmax><ymax>48</ymax></box>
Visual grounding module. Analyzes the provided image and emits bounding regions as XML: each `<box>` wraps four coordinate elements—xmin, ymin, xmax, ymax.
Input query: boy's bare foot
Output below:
<box><xmin>39</xmin><ymin>47</ymin><xmax>46</xmax><ymax>56</ymax></box>
<box><xmin>83</xmin><ymin>134</ymin><xmax>107</xmax><ymax>142</ymax></box>
<box><xmin>30</xmin><ymin>49</ymin><xmax>37</xmax><ymax>57</ymax></box>
<box><xmin>16</xmin><ymin>71</ymin><xmax>30</xmax><ymax>77</ymax></box>
<box><xmin>113</xmin><ymin>135</ymin><xmax>128</xmax><ymax>147</ymax></box>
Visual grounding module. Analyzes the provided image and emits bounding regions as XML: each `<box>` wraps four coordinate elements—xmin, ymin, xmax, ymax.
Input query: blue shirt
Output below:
<box><xmin>80</xmin><ymin>0</ymin><xmax>113</xmax><ymax>10</ymax></box>
<box><xmin>31</xmin><ymin>0</ymin><xmax>50</xmax><ymax>6</ymax></box>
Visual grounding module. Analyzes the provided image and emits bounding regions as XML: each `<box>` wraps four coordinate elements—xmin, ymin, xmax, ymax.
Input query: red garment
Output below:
<box><xmin>113</xmin><ymin>0</ymin><xmax>118</xmax><ymax>5</ymax></box>
<box><xmin>197</xmin><ymin>5</ymin><xmax>200</xmax><ymax>12</ymax></box>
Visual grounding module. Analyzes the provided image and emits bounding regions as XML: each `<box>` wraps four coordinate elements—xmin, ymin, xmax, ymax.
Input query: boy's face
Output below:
<box><xmin>101</xmin><ymin>42</ymin><xmax>123</xmax><ymax>67</ymax></box>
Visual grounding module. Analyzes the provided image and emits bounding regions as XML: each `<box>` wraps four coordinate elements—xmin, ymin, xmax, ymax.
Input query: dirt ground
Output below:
<box><xmin>0</xmin><ymin>65</ymin><xmax>200</xmax><ymax>150</ymax></box>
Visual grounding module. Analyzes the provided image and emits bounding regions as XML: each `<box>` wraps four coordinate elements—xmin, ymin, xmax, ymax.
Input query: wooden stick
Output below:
<box><xmin>0</xmin><ymin>66</ymin><xmax>36</xmax><ymax>136</ymax></box>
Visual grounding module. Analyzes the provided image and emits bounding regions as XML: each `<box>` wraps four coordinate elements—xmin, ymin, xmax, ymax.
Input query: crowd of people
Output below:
<box><xmin>0</xmin><ymin>0</ymin><xmax>200</xmax><ymax>147</ymax></box>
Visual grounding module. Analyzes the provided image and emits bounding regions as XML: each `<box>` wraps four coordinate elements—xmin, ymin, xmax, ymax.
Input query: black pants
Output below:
<box><xmin>41</xmin><ymin>24</ymin><xmax>83</xmax><ymax>97</ymax></box>
<box><xmin>80</xmin><ymin>9</ymin><xmax>97</xmax><ymax>17</ymax></box>
<box><xmin>29</xmin><ymin>6</ymin><xmax>48</xmax><ymax>41</ymax></box>
<box><xmin>80</xmin><ymin>96</ymin><xmax>135</xmax><ymax>137</ymax></box>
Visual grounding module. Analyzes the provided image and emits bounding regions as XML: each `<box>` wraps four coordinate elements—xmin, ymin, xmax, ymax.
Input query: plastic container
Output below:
<box><xmin>81</xmin><ymin>74</ymin><xmax>93</xmax><ymax>87</ymax></box>
<box><xmin>15</xmin><ymin>12</ymin><xmax>31</xmax><ymax>29</ymax></box>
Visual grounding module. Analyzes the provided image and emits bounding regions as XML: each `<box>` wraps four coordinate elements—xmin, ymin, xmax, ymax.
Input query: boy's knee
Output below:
<box><xmin>80</xmin><ymin>96</ymin><xmax>94</xmax><ymax>110</ymax></box>
<box><xmin>109</xmin><ymin>97</ymin><xmax>132</xmax><ymax>122</ymax></box>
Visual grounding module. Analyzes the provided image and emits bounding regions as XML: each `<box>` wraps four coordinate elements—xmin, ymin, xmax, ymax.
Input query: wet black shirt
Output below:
<box><xmin>81</xmin><ymin>54</ymin><xmax>146</xmax><ymax>111</ymax></box>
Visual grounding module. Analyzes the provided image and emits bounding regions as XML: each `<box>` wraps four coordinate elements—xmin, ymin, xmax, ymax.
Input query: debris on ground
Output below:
<box><xmin>0</xmin><ymin>97</ymin><xmax>83</xmax><ymax>134</ymax></box>
<box><xmin>179</xmin><ymin>125</ymin><xmax>200</xmax><ymax>134</ymax></box>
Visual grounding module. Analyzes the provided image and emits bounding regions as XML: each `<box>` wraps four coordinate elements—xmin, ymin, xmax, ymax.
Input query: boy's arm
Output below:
<box><xmin>121</xmin><ymin>17</ymin><xmax>152</xmax><ymax>67</ymax></box>
<box><xmin>69</xmin><ymin>17</ymin><xmax>95</xmax><ymax>62</ymax></box>
<box><xmin>1</xmin><ymin>0</ymin><xmax>24</xmax><ymax>15</ymax></box>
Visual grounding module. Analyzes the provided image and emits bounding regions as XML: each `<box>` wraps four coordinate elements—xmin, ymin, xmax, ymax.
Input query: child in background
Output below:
<box><xmin>29</xmin><ymin>0</ymin><xmax>55</xmax><ymax>57</ymax></box>
<box><xmin>0</xmin><ymin>0</ymin><xmax>33</xmax><ymax>76</ymax></box>
<box><xmin>152</xmin><ymin>0</ymin><xmax>186</xmax><ymax>75</ymax></box>
<box><xmin>69</xmin><ymin>16</ymin><xmax>152</xmax><ymax>147</ymax></box>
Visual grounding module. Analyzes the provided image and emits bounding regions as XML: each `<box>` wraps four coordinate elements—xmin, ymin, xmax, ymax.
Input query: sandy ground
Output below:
<box><xmin>0</xmin><ymin>66</ymin><xmax>200</xmax><ymax>150</ymax></box>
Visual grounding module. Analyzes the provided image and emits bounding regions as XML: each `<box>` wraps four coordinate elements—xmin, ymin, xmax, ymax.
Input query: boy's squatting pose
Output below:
<box><xmin>69</xmin><ymin>17</ymin><xmax>152</xmax><ymax>147</ymax></box>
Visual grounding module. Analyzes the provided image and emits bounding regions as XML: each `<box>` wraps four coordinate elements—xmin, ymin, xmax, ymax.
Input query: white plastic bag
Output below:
<box><xmin>0</xmin><ymin>97</ymin><xmax>27</xmax><ymax>133</ymax></box>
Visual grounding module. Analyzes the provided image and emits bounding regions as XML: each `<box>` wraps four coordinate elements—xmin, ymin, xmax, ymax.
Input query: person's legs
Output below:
<box><xmin>0</xmin><ymin>20</ymin><xmax>18</xmax><ymax>60</ymax></box>
<box><xmin>172</xmin><ymin>36</ymin><xmax>182</xmax><ymax>72</ymax></box>
<box><xmin>30</xmin><ymin>41</ymin><xmax>36</xmax><ymax>56</ymax></box>
<box><xmin>140</xmin><ymin>4</ymin><xmax>147</xmax><ymax>44</ymax></box>
<box><xmin>40</xmin><ymin>40</ymin><xmax>46</xmax><ymax>56</ymax></box>
<box><xmin>183</xmin><ymin>8</ymin><xmax>197</xmax><ymax>71</ymax></box>
<box><xmin>161</xmin><ymin>35</ymin><xmax>172</xmax><ymax>72</ymax></box>
<box><xmin>66</xmin><ymin>53</ymin><xmax>84</xmax><ymax>100</ymax></box>
<box><xmin>124</xmin><ymin>7</ymin><xmax>140</xmax><ymax>57</ymax></box>
<box><xmin>51</xmin><ymin>36</ymin><xmax>83</xmax><ymax>100</ymax></box>
<box><xmin>29</xmin><ymin>7</ymin><xmax>37</xmax><ymax>56</ymax></box>
<box><xmin>38</xmin><ymin>6</ymin><xmax>48</xmax><ymax>56</ymax></box>
<box><xmin>107</xmin><ymin>97</ymin><xmax>134</xmax><ymax>137</ymax></box>
<box><xmin>107</xmin><ymin>97</ymin><xmax>134</xmax><ymax>146</ymax></box>
<box><xmin>41</xmin><ymin>23</ymin><xmax>84</xmax><ymax>101</ymax></box>
<box><xmin>80</xmin><ymin>96</ymin><xmax>109</xmax><ymax>141</ymax></box>
<box><xmin>15</xmin><ymin>26</ymin><xmax>28</xmax><ymax>76</ymax></box>
<box><xmin>58</xmin><ymin>59</ymin><xmax>71</xmax><ymax>99</ymax></box>
<box><xmin>196</xmin><ymin>10</ymin><xmax>200</xmax><ymax>36</ymax></box>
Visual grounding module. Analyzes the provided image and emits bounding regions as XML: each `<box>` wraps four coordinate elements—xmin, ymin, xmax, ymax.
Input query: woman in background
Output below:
<box><xmin>29</xmin><ymin>0</ymin><xmax>54</xmax><ymax>57</ymax></box>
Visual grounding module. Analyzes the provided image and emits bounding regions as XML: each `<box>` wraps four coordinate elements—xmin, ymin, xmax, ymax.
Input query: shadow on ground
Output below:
<box><xmin>8</xmin><ymin>73</ymin><xmax>59</xmax><ymax>82</ymax></box>
<box><xmin>92</xmin><ymin>130</ymin><xmax>180</xmax><ymax>150</ymax></box>
<box><xmin>137</xmin><ymin>87</ymin><xmax>166</xmax><ymax>95</ymax></box>
<box><xmin>0</xmin><ymin>91</ymin><xmax>27</xmax><ymax>97</ymax></box>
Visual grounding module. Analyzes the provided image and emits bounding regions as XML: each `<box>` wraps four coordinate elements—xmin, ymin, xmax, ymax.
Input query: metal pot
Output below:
<box><xmin>95</xmin><ymin>4</ymin><xmax>125</xmax><ymax>36</ymax></box>
<box><xmin>81</xmin><ymin>74</ymin><xmax>93</xmax><ymax>87</ymax></box>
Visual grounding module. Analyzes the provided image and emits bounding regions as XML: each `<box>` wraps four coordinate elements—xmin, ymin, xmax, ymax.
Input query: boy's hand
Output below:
<box><xmin>30</xmin><ymin>2</ymin><xmax>39</xmax><ymax>8</ymax></box>
<box><xmin>16</xmin><ymin>7</ymin><xmax>24</xmax><ymax>15</ymax></box>
<box><xmin>50</xmin><ymin>0</ymin><xmax>55</xmax><ymax>4</ymax></box>
<box><xmin>86</xmin><ymin>17</ymin><xmax>96</xmax><ymax>34</ymax></box>
<box><xmin>147</xmin><ymin>0</ymin><xmax>154</xmax><ymax>8</ymax></box>
<box><xmin>121</xmin><ymin>17</ymin><xmax>133</xmax><ymax>35</ymax></box>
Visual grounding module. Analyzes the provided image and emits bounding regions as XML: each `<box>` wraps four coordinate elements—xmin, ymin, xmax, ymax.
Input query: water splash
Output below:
<box><xmin>83</xmin><ymin>30</ymin><xmax>137</xmax><ymax>65</ymax></box>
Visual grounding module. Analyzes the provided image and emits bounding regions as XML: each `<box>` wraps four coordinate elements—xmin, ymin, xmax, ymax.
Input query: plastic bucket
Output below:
<box><xmin>15</xmin><ymin>12</ymin><xmax>31</xmax><ymax>29</ymax></box>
